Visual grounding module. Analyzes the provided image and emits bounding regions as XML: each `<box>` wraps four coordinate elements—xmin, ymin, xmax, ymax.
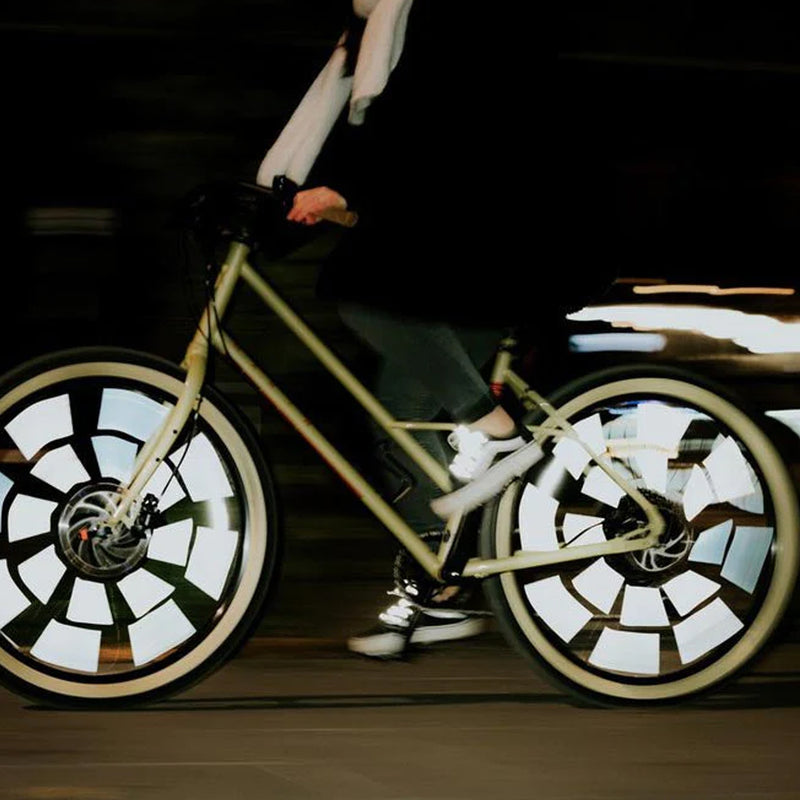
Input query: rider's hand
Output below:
<box><xmin>287</xmin><ymin>186</ymin><xmax>348</xmax><ymax>225</ymax></box>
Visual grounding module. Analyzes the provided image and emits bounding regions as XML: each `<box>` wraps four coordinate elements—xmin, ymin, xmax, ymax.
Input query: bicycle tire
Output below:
<box><xmin>481</xmin><ymin>364</ymin><xmax>799</xmax><ymax>705</ymax></box>
<box><xmin>0</xmin><ymin>347</ymin><xmax>281</xmax><ymax>707</ymax></box>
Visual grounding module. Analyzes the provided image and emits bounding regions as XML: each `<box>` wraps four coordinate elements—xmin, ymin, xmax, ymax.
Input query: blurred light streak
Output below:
<box><xmin>633</xmin><ymin>284</ymin><xmax>795</xmax><ymax>296</ymax></box>
<box><xmin>568</xmin><ymin>333</ymin><xmax>667</xmax><ymax>352</ymax></box>
<box><xmin>568</xmin><ymin>304</ymin><xmax>800</xmax><ymax>353</ymax></box>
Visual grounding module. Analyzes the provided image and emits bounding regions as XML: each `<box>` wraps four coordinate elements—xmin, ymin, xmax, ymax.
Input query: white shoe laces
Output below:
<box><xmin>447</xmin><ymin>425</ymin><xmax>489</xmax><ymax>481</ymax></box>
<box><xmin>378</xmin><ymin>596</ymin><xmax>416</xmax><ymax>629</ymax></box>
<box><xmin>447</xmin><ymin>425</ymin><xmax>526</xmax><ymax>482</ymax></box>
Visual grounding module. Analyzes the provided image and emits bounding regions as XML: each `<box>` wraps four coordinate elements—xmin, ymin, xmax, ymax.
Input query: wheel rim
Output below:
<box><xmin>496</xmin><ymin>377</ymin><xmax>799</xmax><ymax>701</ymax></box>
<box><xmin>0</xmin><ymin>360</ymin><xmax>268</xmax><ymax>699</ymax></box>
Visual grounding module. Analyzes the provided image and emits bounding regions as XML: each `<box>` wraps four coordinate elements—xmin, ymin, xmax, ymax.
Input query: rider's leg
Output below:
<box><xmin>338</xmin><ymin>303</ymin><xmax>513</xmax><ymax>657</ymax></box>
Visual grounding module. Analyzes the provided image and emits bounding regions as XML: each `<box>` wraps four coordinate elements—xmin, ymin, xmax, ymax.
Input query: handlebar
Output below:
<box><xmin>317</xmin><ymin>206</ymin><xmax>359</xmax><ymax>228</ymax></box>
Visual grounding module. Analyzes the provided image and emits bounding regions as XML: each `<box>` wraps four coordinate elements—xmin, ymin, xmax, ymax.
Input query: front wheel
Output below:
<box><xmin>482</xmin><ymin>366</ymin><xmax>800</xmax><ymax>705</ymax></box>
<box><xmin>0</xmin><ymin>348</ymin><xmax>280</xmax><ymax>707</ymax></box>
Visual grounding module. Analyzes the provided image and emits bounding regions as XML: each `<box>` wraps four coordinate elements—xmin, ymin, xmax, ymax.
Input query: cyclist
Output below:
<box><xmin>258</xmin><ymin>0</ymin><xmax>615</xmax><ymax>657</ymax></box>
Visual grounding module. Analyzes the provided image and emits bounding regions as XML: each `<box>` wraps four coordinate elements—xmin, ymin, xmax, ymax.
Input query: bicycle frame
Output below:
<box><xmin>110</xmin><ymin>241</ymin><xmax>665</xmax><ymax>582</ymax></box>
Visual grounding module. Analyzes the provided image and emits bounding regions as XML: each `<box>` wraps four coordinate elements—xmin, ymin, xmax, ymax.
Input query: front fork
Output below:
<box><xmin>108</xmin><ymin>242</ymin><xmax>250</xmax><ymax>527</ymax></box>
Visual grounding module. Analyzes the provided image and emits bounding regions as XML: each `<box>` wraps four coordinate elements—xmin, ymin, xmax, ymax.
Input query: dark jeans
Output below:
<box><xmin>339</xmin><ymin>302</ymin><xmax>503</xmax><ymax>532</ymax></box>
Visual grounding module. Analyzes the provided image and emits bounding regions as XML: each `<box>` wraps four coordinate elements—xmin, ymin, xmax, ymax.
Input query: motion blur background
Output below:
<box><xmin>2</xmin><ymin>1</ymin><xmax>800</xmax><ymax>637</ymax></box>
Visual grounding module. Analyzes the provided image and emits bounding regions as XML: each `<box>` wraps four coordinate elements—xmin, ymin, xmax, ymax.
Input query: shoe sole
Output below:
<box><xmin>347</xmin><ymin>618</ymin><xmax>488</xmax><ymax>658</ymax></box>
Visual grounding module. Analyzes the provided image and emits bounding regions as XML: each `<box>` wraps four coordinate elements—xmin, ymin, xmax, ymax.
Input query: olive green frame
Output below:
<box><xmin>110</xmin><ymin>241</ymin><xmax>665</xmax><ymax>581</ymax></box>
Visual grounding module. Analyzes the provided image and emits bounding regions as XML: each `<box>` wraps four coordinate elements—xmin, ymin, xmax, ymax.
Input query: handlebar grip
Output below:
<box><xmin>318</xmin><ymin>207</ymin><xmax>359</xmax><ymax>228</ymax></box>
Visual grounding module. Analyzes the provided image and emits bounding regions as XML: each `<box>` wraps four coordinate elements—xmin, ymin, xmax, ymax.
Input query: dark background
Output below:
<box><xmin>2</xmin><ymin>1</ymin><xmax>800</xmax><ymax>613</ymax></box>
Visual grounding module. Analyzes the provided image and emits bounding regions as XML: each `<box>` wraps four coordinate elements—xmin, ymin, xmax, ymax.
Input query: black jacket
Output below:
<box><xmin>308</xmin><ymin>1</ymin><xmax>617</xmax><ymax>326</ymax></box>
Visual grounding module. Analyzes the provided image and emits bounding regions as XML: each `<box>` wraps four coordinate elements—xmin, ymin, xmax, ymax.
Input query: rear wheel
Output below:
<box><xmin>0</xmin><ymin>348</ymin><xmax>280</xmax><ymax>707</ymax></box>
<box><xmin>482</xmin><ymin>366</ymin><xmax>799</xmax><ymax>705</ymax></box>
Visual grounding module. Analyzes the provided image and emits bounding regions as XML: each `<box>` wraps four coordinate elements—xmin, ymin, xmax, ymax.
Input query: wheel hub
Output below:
<box><xmin>603</xmin><ymin>488</ymin><xmax>694</xmax><ymax>575</ymax></box>
<box><xmin>57</xmin><ymin>481</ymin><xmax>149</xmax><ymax>579</ymax></box>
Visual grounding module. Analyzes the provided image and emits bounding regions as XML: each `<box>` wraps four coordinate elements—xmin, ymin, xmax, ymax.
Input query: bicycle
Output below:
<box><xmin>0</xmin><ymin>180</ymin><xmax>797</xmax><ymax>708</ymax></box>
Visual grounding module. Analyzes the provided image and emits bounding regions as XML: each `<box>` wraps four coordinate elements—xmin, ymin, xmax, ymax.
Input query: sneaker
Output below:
<box><xmin>447</xmin><ymin>425</ymin><xmax>527</xmax><ymax>481</ymax></box>
<box><xmin>347</xmin><ymin>595</ymin><xmax>489</xmax><ymax>658</ymax></box>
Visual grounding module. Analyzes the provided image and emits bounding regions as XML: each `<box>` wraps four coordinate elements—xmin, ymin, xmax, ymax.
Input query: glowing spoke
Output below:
<box><xmin>518</xmin><ymin>484</ymin><xmax>559</xmax><ymax>551</ymax></box>
<box><xmin>689</xmin><ymin>519</ymin><xmax>733</xmax><ymax>565</ymax></box>
<box><xmin>92</xmin><ymin>435</ymin><xmax>138</xmax><ymax>483</ymax></box>
<box><xmin>620</xmin><ymin>585</ymin><xmax>669</xmax><ymax>627</ymax></box>
<box><xmin>581</xmin><ymin>466</ymin><xmax>625</xmax><ymax>508</ymax></box>
<box><xmin>128</xmin><ymin>600</ymin><xmax>195</xmax><ymax>666</ymax></box>
<box><xmin>8</xmin><ymin>495</ymin><xmax>59</xmax><ymax>542</ymax></box>
<box><xmin>117</xmin><ymin>569</ymin><xmax>174</xmax><ymax>618</ymax></box>
<box><xmin>30</xmin><ymin>619</ymin><xmax>101</xmax><ymax>673</ymax></box>
<box><xmin>171</xmin><ymin>434</ymin><xmax>233</xmax><ymax>502</ymax></box>
<box><xmin>673</xmin><ymin>598</ymin><xmax>744</xmax><ymax>664</ymax></box>
<box><xmin>683</xmin><ymin>465</ymin><xmax>714</xmax><ymax>520</ymax></box>
<box><xmin>30</xmin><ymin>445</ymin><xmax>90</xmax><ymax>493</ymax></box>
<box><xmin>572</xmin><ymin>559</ymin><xmax>624</xmax><ymax>614</ymax></box>
<box><xmin>0</xmin><ymin>560</ymin><xmax>31</xmax><ymax>629</ymax></box>
<box><xmin>18</xmin><ymin>545</ymin><xmax>67</xmax><ymax>604</ymax></box>
<box><xmin>147</xmin><ymin>518</ymin><xmax>194</xmax><ymax>566</ymax></box>
<box><xmin>98</xmin><ymin>388</ymin><xmax>171</xmax><ymax>442</ymax></box>
<box><xmin>142</xmin><ymin>462</ymin><xmax>185</xmax><ymax>512</ymax></box>
<box><xmin>5</xmin><ymin>395</ymin><xmax>72</xmax><ymax>460</ymax></box>
<box><xmin>588</xmin><ymin>628</ymin><xmax>660</xmax><ymax>675</ymax></box>
<box><xmin>704</xmin><ymin>436</ymin><xmax>755</xmax><ymax>503</ymax></box>
<box><xmin>0</xmin><ymin>471</ymin><xmax>12</xmax><ymax>513</ymax></box>
<box><xmin>631</xmin><ymin>450</ymin><xmax>668</xmax><ymax>494</ymax></box>
<box><xmin>524</xmin><ymin>576</ymin><xmax>593</xmax><ymax>643</ymax></box>
<box><xmin>66</xmin><ymin>578</ymin><xmax>113</xmax><ymax>626</ymax></box>
<box><xmin>563</xmin><ymin>513</ymin><xmax>606</xmax><ymax>546</ymax></box>
<box><xmin>185</xmin><ymin>527</ymin><xmax>239</xmax><ymax>601</ymax></box>
<box><xmin>635</xmin><ymin>403</ymin><xmax>691</xmax><ymax>453</ymax></box>
<box><xmin>552</xmin><ymin>414</ymin><xmax>605</xmax><ymax>479</ymax></box>
<box><xmin>721</xmin><ymin>526</ymin><xmax>773</xmax><ymax>593</ymax></box>
<box><xmin>662</xmin><ymin>570</ymin><xmax>720</xmax><ymax>616</ymax></box>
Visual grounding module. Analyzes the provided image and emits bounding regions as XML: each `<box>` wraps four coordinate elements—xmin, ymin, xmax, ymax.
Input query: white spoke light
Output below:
<box><xmin>92</xmin><ymin>435</ymin><xmax>138</xmax><ymax>483</ymax></box>
<box><xmin>524</xmin><ymin>576</ymin><xmax>593</xmax><ymax>643</ymax></box>
<box><xmin>117</xmin><ymin>569</ymin><xmax>174</xmax><ymax>618</ymax></box>
<box><xmin>631</xmin><ymin>450</ymin><xmax>668</xmax><ymax>494</ymax></box>
<box><xmin>572</xmin><ymin>559</ymin><xmax>624</xmax><ymax>614</ymax></box>
<box><xmin>553</xmin><ymin>415</ymin><xmax>605</xmax><ymax>479</ymax></box>
<box><xmin>704</xmin><ymin>436</ymin><xmax>755</xmax><ymax>504</ymax></box>
<box><xmin>0</xmin><ymin>560</ymin><xmax>31</xmax><ymax>629</ymax></box>
<box><xmin>171</xmin><ymin>434</ymin><xmax>233</xmax><ymax>502</ymax></box>
<box><xmin>682</xmin><ymin>465</ymin><xmax>714</xmax><ymax>520</ymax></box>
<box><xmin>147</xmin><ymin>518</ymin><xmax>194</xmax><ymax>566</ymax></box>
<box><xmin>128</xmin><ymin>600</ymin><xmax>195</xmax><ymax>666</ymax></box>
<box><xmin>30</xmin><ymin>444</ymin><xmax>90</xmax><ymax>494</ymax></box>
<box><xmin>30</xmin><ymin>619</ymin><xmax>101</xmax><ymax>673</ymax></box>
<box><xmin>5</xmin><ymin>394</ymin><xmax>72</xmax><ymax>460</ymax></box>
<box><xmin>620</xmin><ymin>585</ymin><xmax>669</xmax><ymax>627</ymax></box>
<box><xmin>518</xmin><ymin>484</ymin><xmax>558</xmax><ymax>551</ymax></box>
<box><xmin>721</xmin><ymin>526</ymin><xmax>773</xmax><ymax>593</ymax></box>
<box><xmin>0</xmin><ymin>471</ymin><xmax>12</xmax><ymax>513</ymax></box>
<box><xmin>581</xmin><ymin>466</ymin><xmax>626</xmax><ymax>508</ymax></box>
<box><xmin>66</xmin><ymin>578</ymin><xmax>113</xmax><ymax>626</ymax></box>
<box><xmin>142</xmin><ymin>461</ymin><xmax>185</xmax><ymax>512</ymax></box>
<box><xmin>18</xmin><ymin>545</ymin><xmax>66</xmax><ymax>604</ymax></box>
<box><xmin>98</xmin><ymin>388</ymin><xmax>171</xmax><ymax>442</ymax></box>
<box><xmin>635</xmin><ymin>403</ymin><xmax>691</xmax><ymax>454</ymax></box>
<box><xmin>7</xmin><ymin>495</ymin><xmax>58</xmax><ymax>542</ymax></box>
<box><xmin>185</xmin><ymin>527</ymin><xmax>239</xmax><ymax>600</ymax></box>
<box><xmin>663</xmin><ymin>570</ymin><xmax>720</xmax><ymax>616</ymax></box>
<box><xmin>689</xmin><ymin>519</ymin><xmax>733</xmax><ymax>565</ymax></box>
<box><xmin>673</xmin><ymin>597</ymin><xmax>744</xmax><ymax>664</ymax></box>
<box><xmin>563</xmin><ymin>513</ymin><xmax>606</xmax><ymax>546</ymax></box>
<box><xmin>589</xmin><ymin>628</ymin><xmax>660</xmax><ymax>675</ymax></box>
